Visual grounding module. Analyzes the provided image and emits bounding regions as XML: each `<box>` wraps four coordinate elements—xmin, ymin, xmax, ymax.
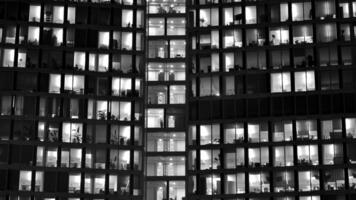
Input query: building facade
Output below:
<box><xmin>0</xmin><ymin>0</ymin><xmax>356</xmax><ymax>200</ymax></box>
<box><xmin>0</xmin><ymin>0</ymin><xmax>145</xmax><ymax>200</ymax></box>
<box><xmin>145</xmin><ymin>0</ymin><xmax>187</xmax><ymax>200</ymax></box>
<box><xmin>187</xmin><ymin>0</ymin><xmax>356</xmax><ymax>200</ymax></box>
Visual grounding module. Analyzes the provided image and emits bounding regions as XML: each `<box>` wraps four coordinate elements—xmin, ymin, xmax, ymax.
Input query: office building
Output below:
<box><xmin>1</xmin><ymin>0</ymin><xmax>356</xmax><ymax>200</ymax></box>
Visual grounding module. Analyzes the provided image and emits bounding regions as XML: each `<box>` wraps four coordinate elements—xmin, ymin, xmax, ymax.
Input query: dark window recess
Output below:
<box><xmin>8</xmin><ymin>170</ymin><xmax>19</xmax><ymax>190</ymax></box>
<box><xmin>16</xmin><ymin>72</ymin><xmax>37</xmax><ymax>92</ymax></box>
<box><xmin>76</xmin><ymin>6</ymin><xmax>88</xmax><ymax>24</ymax></box>
<box><xmin>260</xmin><ymin>98</ymin><xmax>269</xmax><ymax>116</ymax></box>
<box><xmin>345</xmin><ymin>93</ymin><xmax>356</xmax><ymax>113</ymax></box>
<box><xmin>44</xmin><ymin>171</ymin><xmax>57</xmax><ymax>192</ymax></box>
<box><xmin>284</xmin><ymin>96</ymin><xmax>294</xmax><ymax>115</ymax></box>
<box><xmin>223</xmin><ymin>99</ymin><xmax>235</xmax><ymax>119</ymax></box>
<box><xmin>199</xmin><ymin>100</ymin><xmax>210</xmax><ymax>120</ymax></box>
<box><xmin>296</xmin><ymin>96</ymin><xmax>307</xmax><ymax>115</ymax></box>
<box><xmin>333</xmin><ymin>94</ymin><xmax>343</xmax><ymax>113</ymax></box>
<box><xmin>308</xmin><ymin>95</ymin><xmax>319</xmax><ymax>115</ymax></box>
<box><xmin>57</xmin><ymin>172</ymin><xmax>69</xmax><ymax>192</ymax></box>
<box><xmin>271</xmin><ymin>97</ymin><xmax>283</xmax><ymax>116</ymax></box>
<box><xmin>0</xmin><ymin>71</ymin><xmax>13</xmax><ymax>90</ymax></box>
<box><xmin>6</xmin><ymin>2</ymin><xmax>18</xmax><ymax>20</ymax></box>
<box><xmin>189</xmin><ymin>101</ymin><xmax>197</xmax><ymax>121</ymax></box>
<box><xmin>247</xmin><ymin>99</ymin><xmax>258</xmax><ymax>117</ymax></box>
<box><xmin>211</xmin><ymin>100</ymin><xmax>221</xmax><ymax>119</ymax></box>
<box><xmin>0</xmin><ymin>170</ymin><xmax>7</xmax><ymax>190</ymax></box>
<box><xmin>236</xmin><ymin>99</ymin><xmax>245</xmax><ymax>117</ymax></box>
<box><xmin>75</xmin><ymin>29</ymin><xmax>87</xmax><ymax>48</ymax></box>
<box><xmin>87</xmin><ymin>29</ymin><xmax>98</xmax><ymax>48</ymax></box>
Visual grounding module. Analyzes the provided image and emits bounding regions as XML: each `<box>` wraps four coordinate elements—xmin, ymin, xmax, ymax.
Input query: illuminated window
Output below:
<box><xmin>271</xmin><ymin>72</ymin><xmax>291</xmax><ymax>93</ymax></box>
<box><xmin>294</xmin><ymin>71</ymin><xmax>315</xmax><ymax>92</ymax></box>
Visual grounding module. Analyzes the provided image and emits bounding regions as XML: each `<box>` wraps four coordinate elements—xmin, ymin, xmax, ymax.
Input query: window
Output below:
<box><xmin>298</xmin><ymin>171</ymin><xmax>320</xmax><ymax>191</ymax></box>
<box><xmin>200</xmin><ymin>149</ymin><xmax>221</xmax><ymax>170</ymax></box>
<box><xmin>148</xmin><ymin>18</ymin><xmax>164</xmax><ymax>36</ymax></box>
<box><xmin>61</xmin><ymin>148</ymin><xmax>82</xmax><ymax>168</ymax></box>
<box><xmin>317</xmin><ymin>46</ymin><xmax>338</xmax><ymax>67</ymax></box>
<box><xmin>346</xmin><ymin>118</ymin><xmax>356</xmax><ymax>138</ymax></box>
<box><xmin>273</xmin><ymin>146</ymin><xmax>293</xmax><ymax>166</ymax></box>
<box><xmin>122</xmin><ymin>32</ymin><xmax>133</xmax><ymax>50</ymax></box>
<box><xmin>270</xmin><ymin>49</ymin><xmax>290</xmax><ymax>69</ymax></box>
<box><xmin>67</xmin><ymin>7</ymin><xmax>76</xmax><ymax>24</ymax></box>
<box><xmin>297</xmin><ymin>145</ymin><xmax>319</xmax><ymax>165</ymax></box>
<box><xmin>323</xmin><ymin>169</ymin><xmax>345</xmax><ymax>191</ymax></box>
<box><xmin>64</xmin><ymin>75</ymin><xmax>84</xmax><ymax>94</ymax></box>
<box><xmin>170</xmin><ymin>85</ymin><xmax>185</xmax><ymax>104</ymax></box>
<box><xmin>29</xmin><ymin>5</ymin><xmax>41</xmax><ymax>22</ymax></box>
<box><xmin>270</xmin><ymin>3</ymin><xmax>289</xmax><ymax>22</ymax></box>
<box><xmin>110</xmin><ymin>101</ymin><xmax>131</xmax><ymax>121</ymax></box>
<box><xmin>34</xmin><ymin>171</ymin><xmax>43</xmax><ymax>192</ymax></box>
<box><xmin>272</xmin><ymin>121</ymin><xmax>293</xmax><ymax>141</ymax></box>
<box><xmin>0</xmin><ymin>96</ymin><xmax>12</xmax><ymax>116</ymax></box>
<box><xmin>98</xmin><ymin>31</ymin><xmax>109</xmax><ymax>49</ymax></box>
<box><xmin>274</xmin><ymin>171</ymin><xmax>295</xmax><ymax>192</ymax></box>
<box><xmin>170</xmin><ymin>40</ymin><xmax>185</xmax><ymax>58</ymax></box>
<box><xmin>199</xmin><ymin>124</ymin><xmax>220</xmax><ymax>145</ymax></box>
<box><xmin>147</xmin><ymin>63</ymin><xmax>186</xmax><ymax>81</ymax></box>
<box><xmin>62</xmin><ymin>123</ymin><xmax>83</xmax><ymax>143</ymax></box>
<box><xmin>292</xmin><ymin>2</ymin><xmax>312</xmax><ymax>21</ymax></box>
<box><xmin>224</xmin><ymin>123</ymin><xmax>244</xmax><ymax>144</ymax></box>
<box><xmin>199</xmin><ymin>76</ymin><xmax>220</xmax><ymax>97</ymax></box>
<box><xmin>223</xmin><ymin>7</ymin><xmax>242</xmax><ymax>25</ymax></box>
<box><xmin>28</xmin><ymin>26</ymin><xmax>40</xmax><ymax>45</ymax></box>
<box><xmin>69</xmin><ymin>173</ymin><xmax>81</xmax><ymax>193</ymax></box>
<box><xmin>19</xmin><ymin>171</ymin><xmax>32</xmax><ymax>191</ymax></box>
<box><xmin>349</xmin><ymin>168</ymin><xmax>356</xmax><ymax>189</ymax></box>
<box><xmin>73</xmin><ymin>52</ymin><xmax>85</xmax><ymax>70</ymax></box>
<box><xmin>46</xmin><ymin>147</ymin><xmax>58</xmax><ymax>167</ymax></box>
<box><xmin>225</xmin><ymin>174</ymin><xmax>245</xmax><ymax>194</ymax></box>
<box><xmin>249</xmin><ymin>172</ymin><xmax>270</xmax><ymax>193</ymax></box>
<box><xmin>148</xmin><ymin>40</ymin><xmax>167</xmax><ymax>58</ymax></box>
<box><xmin>146</xmin><ymin>132</ymin><xmax>185</xmax><ymax>152</ymax></box>
<box><xmin>246</xmin><ymin>50</ymin><xmax>266</xmax><ymax>70</ymax></box>
<box><xmin>146</xmin><ymin>156</ymin><xmax>185</xmax><ymax>176</ymax></box>
<box><xmin>317</xmin><ymin>23</ymin><xmax>337</xmax><ymax>42</ymax></box>
<box><xmin>3</xmin><ymin>49</ymin><xmax>15</xmax><ymax>67</ymax></box>
<box><xmin>246</xmin><ymin>29</ymin><xmax>266</xmax><ymax>47</ymax></box>
<box><xmin>320</xmin><ymin>71</ymin><xmax>339</xmax><ymax>90</ymax></box>
<box><xmin>199</xmin><ymin>8</ymin><xmax>219</xmax><ymax>27</ymax></box>
<box><xmin>315</xmin><ymin>0</ymin><xmax>336</xmax><ymax>19</ymax></box>
<box><xmin>49</xmin><ymin>74</ymin><xmax>61</xmax><ymax>93</ymax></box>
<box><xmin>294</xmin><ymin>71</ymin><xmax>315</xmax><ymax>92</ymax></box>
<box><xmin>271</xmin><ymin>72</ymin><xmax>291</xmax><ymax>93</ymax></box>
<box><xmin>248</xmin><ymin>147</ymin><xmax>269</xmax><ymax>167</ymax></box>
<box><xmin>112</xmin><ymin>78</ymin><xmax>132</xmax><ymax>96</ymax></box>
<box><xmin>224</xmin><ymin>76</ymin><xmax>235</xmax><ymax>95</ymax></box>
<box><xmin>147</xmin><ymin>109</ymin><xmax>164</xmax><ymax>128</ymax></box>
<box><xmin>223</xmin><ymin>29</ymin><xmax>242</xmax><ymax>48</ymax></box>
<box><xmin>269</xmin><ymin>27</ymin><xmax>289</xmax><ymax>45</ymax></box>
<box><xmin>323</xmin><ymin>144</ymin><xmax>343</xmax><ymax>165</ymax></box>
<box><xmin>296</xmin><ymin>120</ymin><xmax>317</xmax><ymax>140</ymax></box>
<box><xmin>248</xmin><ymin>123</ymin><xmax>268</xmax><ymax>142</ymax></box>
<box><xmin>245</xmin><ymin>6</ymin><xmax>257</xmax><ymax>24</ymax></box>
<box><xmin>167</xmin><ymin>18</ymin><xmax>185</xmax><ymax>36</ymax></box>
<box><xmin>224</xmin><ymin>148</ymin><xmax>245</xmax><ymax>168</ymax></box>
<box><xmin>321</xmin><ymin>119</ymin><xmax>342</xmax><ymax>139</ymax></box>
<box><xmin>293</xmin><ymin>25</ymin><xmax>313</xmax><ymax>44</ymax></box>
<box><xmin>122</xmin><ymin>10</ymin><xmax>133</xmax><ymax>27</ymax></box>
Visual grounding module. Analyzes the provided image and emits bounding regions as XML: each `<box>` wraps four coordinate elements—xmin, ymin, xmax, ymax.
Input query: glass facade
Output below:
<box><xmin>1</xmin><ymin>0</ymin><xmax>356</xmax><ymax>200</ymax></box>
<box><xmin>0</xmin><ymin>0</ymin><xmax>145</xmax><ymax>200</ymax></box>
<box><xmin>145</xmin><ymin>0</ymin><xmax>187</xmax><ymax>199</ymax></box>
<box><xmin>188</xmin><ymin>0</ymin><xmax>356</xmax><ymax>200</ymax></box>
